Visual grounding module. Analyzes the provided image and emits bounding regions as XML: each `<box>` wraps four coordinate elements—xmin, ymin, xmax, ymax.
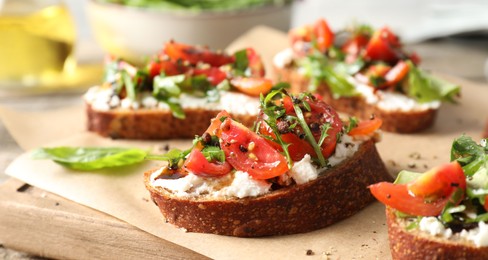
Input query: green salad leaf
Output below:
<box><xmin>233</xmin><ymin>49</ymin><xmax>249</xmax><ymax>76</ymax></box>
<box><xmin>32</xmin><ymin>147</ymin><xmax>148</xmax><ymax>171</ymax></box>
<box><xmin>451</xmin><ymin>135</ymin><xmax>488</xmax><ymax>177</ymax></box>
<box><xmin>299</xmin><ymin>54</ymin><xmax>358</xmax><ymax>98</ymax></box>
<box><xmin>393</xmin><ymin>170</ymin><xmax>422</xmax><ymax>184</ymax></box>
<box><xmin>406</xmin><ymin>61</ymin><xmax>460</xmax><ymax>103</ymax></box>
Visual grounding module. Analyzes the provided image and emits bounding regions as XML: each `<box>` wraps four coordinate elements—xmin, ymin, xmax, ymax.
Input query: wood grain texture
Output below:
<box><xmin>0</xmin><ymin>178</ymin><xmax>209</xmax><ymax>260</ymax></box>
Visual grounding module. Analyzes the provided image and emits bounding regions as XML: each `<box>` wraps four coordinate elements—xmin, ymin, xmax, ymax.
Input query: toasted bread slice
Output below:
<box><xmin>86</xmin><ymin>102</ymin><xmax>256</xmax><ymax>139</ymax></box>
<box><xmin>275</xmin><ymin>66</ymin><xmax>438</xmax><ymax>133</ymax></box>
<box><xmin>144</xmin><ymin>140</ymin><xmax>392</xmax><ymax>237</ymax></box>
<box><xmin>386</xmin><ymin>207</ymin><xmax>488</xmax><ymax>259</ymax></box>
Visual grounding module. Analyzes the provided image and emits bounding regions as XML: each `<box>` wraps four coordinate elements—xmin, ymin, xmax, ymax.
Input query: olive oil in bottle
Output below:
<box><xmin>0</xmin><ymin>0</ymin><xmax>75</xmax><ymax>89</ymax></box>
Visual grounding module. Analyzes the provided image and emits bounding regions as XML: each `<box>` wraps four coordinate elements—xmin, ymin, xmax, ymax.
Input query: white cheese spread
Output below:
<box><xmin>328</xmin><ymin>134</ymin><xmax>361</xmax><ymax>167</ymax></box>
<box><xmin>418</xmin><ymin>216</ymin><xmax>488</xmax><ymax>247</ymax></box>
<box><xmin>272</xmin><ymin>49</ymin><xmax>442</xmax><ymax>112</ymax></box>
<box><xmin>150</xmin><ymin>133</ymin><xmax>364</xmax><ymax>199</ymax></box>
<box><xmin>84</xmin><ymin>86</ymin><xmax>260</xmax><ymax>115</ymax></box>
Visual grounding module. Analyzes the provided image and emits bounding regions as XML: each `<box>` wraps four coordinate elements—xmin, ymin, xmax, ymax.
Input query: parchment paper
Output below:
<box><xmin>2</xmin><ymin>26</ymin><xmax>488</xmax><ymax>260</ymax></box>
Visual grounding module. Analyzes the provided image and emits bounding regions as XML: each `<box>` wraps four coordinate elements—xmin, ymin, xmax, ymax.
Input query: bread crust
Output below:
<box><xmin>144</xmin><ymin>140</ymin><xmax>392</xmax><ymax>237</ymax></box>
<box><xmin>275</xmin><ymin>66</ymin><xmax>438</xmax><ymax>133</ymax></box>
<box><xmin>86</xmin><ymin>103</ymin><xmax>256</xmax><ymax>139</ymax></box>
<box><xmin>386</xmin><ymin>207</ymin><xmax>488</xmax><ymax>260</ymax></box>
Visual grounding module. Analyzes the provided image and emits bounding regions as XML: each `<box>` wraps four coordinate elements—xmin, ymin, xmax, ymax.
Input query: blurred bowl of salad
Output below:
<box><xmin>86</xmin><ymin>0</ymin><xmax>292</xmax><ymax>64</ymax></box>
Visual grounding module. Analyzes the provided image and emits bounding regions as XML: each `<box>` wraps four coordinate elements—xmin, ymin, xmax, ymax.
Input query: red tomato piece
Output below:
<box><xmin>384</xmin><ymin>60</ymin><xmax>409</xmax><ymax>86</ymax></box>
<box><xmin>370</xmin><ymin>161</ymin><xmax>466</xmax><ymax>216</ymax></box>
<box><xmin>245</xmin><ymin>48</ymin><xmax>266</xmax><ymax>77</ymax></box>
<box><xmin>484</xmin><ymin>195</ymin><xmax>488</xmax><ymax>212</ymax></box>
<box><xmin>342</xmin><ymin>34</ymin><xmax>370</xmax><ymax>63</ymax></box>
<box><xmin>364</xmin><ymin>27</ymin><xmax>401</xmax><ymax>64</ymax></box>
<box><xmin>313</xmin><ymin>18</ymin><xmax>334</xmax><ymax>52</ymax></box>
<box><xmin>369</xmin><ymin>182</ymin><xmax>450</xmax><ymax>216</ymax></box>
<box><xmin>281</xmin><ymin>96</ymin><xmax>343</xmax><ymax>159</ymax></box>
<box><xmin>348</xmin><ymin>118</ymin><xmax>383</xmax><ymax>136</ymax></box>
<box><xmin>193</xmin><ymin>67</ymin><xmax>227</xmax><ymax>86</ymax></box>
<box><xmin>408</xmin><ymin>161</ymin><xmax>466</xmax><ymax>200</ymax></box>
<box><xmin>257</xmin><ymin>121</ymin><xmax>316</xmax><ymax>162</ymax></box>
<box><xmin>205</xmin><ymin>110</ymin><xmax>230</xmax><ymax>137</ymax></box>
<box><xmin>219</xmin><ymin>117</ymin><xmax>289</xmax><ymax>180</ymax></box>
<box><xmin>164</xmin><ymin>41</ymin><xmax>234</xmax><ymax>67</ymax></box>
<box><xmin>230</xmin><ymin>77</ymin><xmax>273</xmax><ymax>96</ymax></box>
<box><xmin>183</xmin><ymin>149</ymin><xmax>232</xmax><ymax>177</ymax></box>
<box><xmin>147</xmin><ymin>60</ymin><xmax>189</xmax><ymax>78</ymax></box>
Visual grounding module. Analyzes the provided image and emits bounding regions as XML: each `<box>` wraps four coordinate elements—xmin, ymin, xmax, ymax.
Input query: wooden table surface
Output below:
<box><xmin>1</xmin><ymin>38</ymin><xmax>487</xmax><ymax>259</ymax></box>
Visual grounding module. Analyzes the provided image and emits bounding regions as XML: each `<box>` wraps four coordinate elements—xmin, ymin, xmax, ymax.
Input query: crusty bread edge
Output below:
<box><xmin>86</xmin><ymin>102</ymin><xmax>256</xmax><ymax>139</ymax></box>
<box><xmin>386</xmin><ymin>207</ymin><xmax>488</xmax><ymax>259</ymax></box>
<box><xmin>144</xmin><ymin>140</ymin><xmax>392</xmax><ymax>237</ymax></box>
<box><xmin>274</xmin><ymin>66</ymin><xmax>438</xmax><ymax>133</ymax></box>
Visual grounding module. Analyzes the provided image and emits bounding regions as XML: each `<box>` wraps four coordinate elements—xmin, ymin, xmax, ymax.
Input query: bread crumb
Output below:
<box><xmin>306</xmin><ymin>249</ymin><xmax>314</xmax><ymax>255</ymax></box>
<box><xmin>407</xmin><ymin>162</ymin><xmax>416</xmax><ymax>169</ymax></box>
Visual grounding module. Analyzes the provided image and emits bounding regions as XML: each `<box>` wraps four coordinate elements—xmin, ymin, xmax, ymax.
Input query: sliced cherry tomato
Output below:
<box><xmin>258</xmin><ymin>121</ymin><xmax>316</xmax><ymax>161</ymax></box>
<box><xmin>384</xmin><ymin>60</ymin><xmax>409</xmax><ymax>86</ymax></box>
<box><xmin>245</xmin><ymin>48</ymin><xmax>266</xmax><ymax>77</ymax></box>
<box><xmin>364</xmin><ymin>27</ymin><xmax>401</xmax><ymax>64</ymax></box>
<box><xmin>407</xmin><ymin>161</ymin><xmax>466</xmax><ymax>200</ymax></box>
<box><xmin>409</xmin><ymin>52</ymin><xmax>421</xmax><ymax>65</ymax></box>
<box><xmin>313</xmin><ymin>18</ymin><xmax>334</xmax><ymax>52</ymax></box>
<box><xmin>369</xmin><ymin>182</ymin><xmax>450</xmax><ymax>216</ymax></box>
<box><xmin>348</xmin><ymin>118</ymin><xmax>383</xmax><ymax>136</ymax></box>
<box><xmin>230</xmin><ymin>77</ymin><xmax>273</xmax><ymax>97</ymax></box>
<box><xmin>289</xmin><ymin>24</ymin><xmax>313</xmax><ymax>45</ymax></box>
<box><xmin>205</xmin><ymin>110</ymin><xmax>230</xmax><ymax>137</ymax></box>
<box><xmin>219</xmin><ymin>117</ymin><xmax>288</xmax><ymax>180</ymax></box>
<box><xmin>193</xmin><ymin>67</ymin><xmax>227</xmax><ymax>86</ymax></box>
<box><xmin>183</xmin><ymin>149</ymin><xmax>232</xmax><ymax>177</ymax></box>
<box><xmin>164</xmin><ymin>41</ymin><xmax>234</xmax><ymax>67</ymax></box>
<box><xmin>370</xmin><ymin>161</ymin><xmax>466</xmax><ymax>216</ymax></box>
<box><xmin>342</xmin><ymin>34</ymin><xmax>370</xmax><ymax>63</ymax></box>
<box><xmin>147</xmin><ymin>60</ymin><xmax>189</xmax><ymax>78</ymax></box>
<box><xmin>281</xmin><ymin>96</ymin><xmax>343</xmax><ymax>159</ymax></box>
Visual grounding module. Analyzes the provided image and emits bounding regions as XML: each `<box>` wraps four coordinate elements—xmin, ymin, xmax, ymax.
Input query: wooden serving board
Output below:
<box><xmin>0</xmin><ymin>178</ymin><xmax>208</xmax><ymax>260</ymax></box>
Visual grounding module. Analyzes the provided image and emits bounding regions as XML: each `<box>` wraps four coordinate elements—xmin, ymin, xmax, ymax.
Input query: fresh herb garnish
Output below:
<box><xmin>233</xmin><ymin>49</ymin><xmax>249</xmax><ymax>76</ymax></box>
<box><xmin>32</xmin><ymin>147</ymin><xmax>148</xmax><ymax>171</ymax></box>
<box><xmin>299</xmin><ymin>53</ymin><xmax>358</xmax><ymax>98</ymax></box>
<box><xmin>345</xmin><ymin>117</ymin><xmax>359</xmax><ymax>133</ymax></box>
<box><xmin>145</xmin><ymin>148</ymin><xmax>190</xmax><ymax>169</ymax></box>
<box><xmin>259</xmin><ymin>89</ymin><xmax>293</xmax><ymax>168</ymax></box>
<box><xmin>406</xmin><ymin>61</ymin><xmax>460</xmax><ymax>103</ymax></box>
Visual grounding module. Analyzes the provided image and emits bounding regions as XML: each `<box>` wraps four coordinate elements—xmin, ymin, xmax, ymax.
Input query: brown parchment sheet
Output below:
<box><xmin>2</xmin><ymin>26</ymin><xmax>488</xmax><ymax>259</ymax></box>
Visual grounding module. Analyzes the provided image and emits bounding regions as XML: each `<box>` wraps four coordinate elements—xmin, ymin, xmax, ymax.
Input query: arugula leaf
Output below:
<box><xmin>440</xmin><ymin>188</ymin><xmax>465</xmax><ymax>223</ymax></box>
<box><xmin>32</xmin><ymin>147</ymin><xmax>147</xmax><ymax>171</ymax></box>
<box><xmin>406</xmin><ymin>61</ymin><xmax>460</xmax><ymax>103</ymax></box>
<box><xmin>317</xmin><ymin>123</ymin><xmax>331</xmax><ymax>147</ymax></box>
<box><xmin>233</xmin><ymin>49</ymin><xmax>249</xmax><ymax>76</ymax></box>
<box><xmin>259</xmin><ymin>89</ymin><xmax>293</xmax><ymax>168</ymax></box>
<box><xmin>345</xmin><ymin>117</ymin><xmax>359</xmax><ymax>133</ymax></box>
<box><xmin>292</xmin><ymin>102</ymin><xmax>326</xmax><ymax>167</ymax></box>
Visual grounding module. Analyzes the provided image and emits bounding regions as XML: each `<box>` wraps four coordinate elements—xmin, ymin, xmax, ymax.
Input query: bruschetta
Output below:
<box><xmin>370</xmin><ymin>135</ymin><xmax>488</xmax><ymax>259</ymax></box>
<box><xmin>273</xmin><ymin>18</ymin><xmax>460</xmax><ymax>133</ymax></box>
<box><xmin>144</xmin><ymin>89</ymin><xmax>392</xmax><ymax>237</ymax></box>
<box><xmin>84</xmin><ymin>41</ymin><xmax>273</xmax><ymax>139</ymax></box>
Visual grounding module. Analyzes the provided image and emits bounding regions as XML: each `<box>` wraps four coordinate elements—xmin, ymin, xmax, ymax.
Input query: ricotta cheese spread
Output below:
<box><xmin>150</xmin><ymin>134</ymin><xmax>364</xmax><ymax>199</ymax></box>
<box><xmin>272</xmin><ymin>48</ymin><xmax>441</xmax><ymax>112</ymax></box>
<box><xmin>84</xmin><ymin>86</ymin><xmax>260</xmax><ymax>115</ymax></box>
<box><xmin>418</xmin><ymin>216</ymin><xmax>488</xmax><ymax>247</ymax></box>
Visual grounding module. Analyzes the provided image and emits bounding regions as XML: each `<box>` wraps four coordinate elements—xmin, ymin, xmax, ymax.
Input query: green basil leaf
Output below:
<box><xmin>153</xmin><ymin>74</ymin><xmax>185</xmax><ymax>98</ymax></box>
<box><xmin>233</xmin><ymin>49</ymin><xmax>249</xmax><ymax>76</ymax></box>
<box><xmin>32</xmin><ymin>147</ymin><xmax>147</xmax><ymax>171</ymax></box>
<box><xmin>122</xmin><ymin>71</ymin><xmax>137</xmax><ymax>101</ymax></box>
<box><xmin>145</xmin><ymin>148</ymin><xmax>190</xmax><ymax>168</ymax></box>
<box><xmin>406</xmin><ymin>61</ymin><xmax>460</xmax><ymax>103</ymax></box>
<box><xmin>201</xmin><ymin>146</ymin><xmax>225</xmax><ymax>163</ymax></box>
